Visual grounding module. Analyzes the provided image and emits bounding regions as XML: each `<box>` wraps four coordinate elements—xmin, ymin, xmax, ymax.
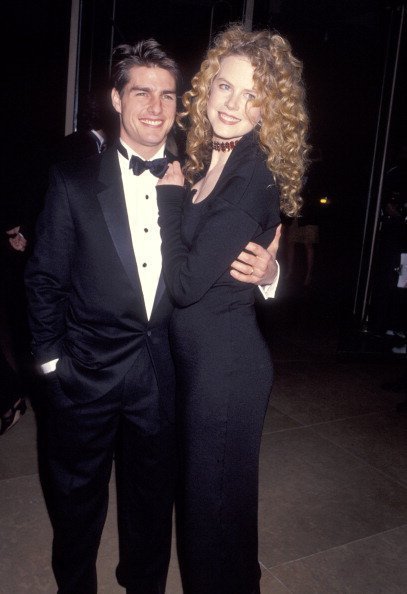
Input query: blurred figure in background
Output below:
<box><xmin>52</xmin><ymin>87</ymin><xmax>114</xmax><ymax>163</ymax></box>
<box><xmin>0</xmin><ymin>218</ymin><xmax>29</xmax><ymax>435</ymax></box>
<box><xmin>369</xmin><ymin>140</ymin><xmax>407</xmax><ymax>350</ymax></box>
<box><xmin>284</xmin><ymin>149</ymin><xmax>323</xmax><ymax>287</ymax></box>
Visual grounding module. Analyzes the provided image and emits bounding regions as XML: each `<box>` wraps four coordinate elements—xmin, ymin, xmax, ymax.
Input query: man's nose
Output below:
<box><xmin>147</xmin><ymin>94</ymin><xmax>162</xmax><ymax>114</ymax></box>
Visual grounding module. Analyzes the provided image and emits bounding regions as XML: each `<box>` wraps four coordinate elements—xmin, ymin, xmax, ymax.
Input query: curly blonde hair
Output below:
<box><xmin>182</xmin><ymin>24</ymin><xmax>310</xmax><ymax>216</ymax></box>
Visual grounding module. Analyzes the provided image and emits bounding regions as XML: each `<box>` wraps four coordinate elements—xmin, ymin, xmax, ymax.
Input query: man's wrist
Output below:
<box><xmin>259</xmin><ymin>260</ymin><xmax>280</xmax><ymax>299</ymax></box>
<box><xmin>40</xmin><ymin>358</ymin><xmax>59</xmax><ymax>374</ymax></box>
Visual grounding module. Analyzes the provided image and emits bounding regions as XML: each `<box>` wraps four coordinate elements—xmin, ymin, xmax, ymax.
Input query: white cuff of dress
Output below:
<box><xmin>41</xmin><ymin>358</ymin><xmax>59</xmax><ymax>374</ymax></box>
<box><xmin>258</xmin><ymin>260</ymin><xmax>280</xmax><ymax>300</ymax></box>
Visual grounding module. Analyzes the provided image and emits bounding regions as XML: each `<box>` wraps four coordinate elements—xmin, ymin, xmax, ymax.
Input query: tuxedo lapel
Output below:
<box><xmin>96</xmin><ymin>148</ymin><xmax>147</xmax><ymax>318</ymax></box>
<box><xmin>151</xmin><ymin>272</ymin><xmax>166</xmax><ymax>315</ymax></box>
<box><xmin>165</xmin><ymin>148</ymin><xmax>178</xmax><ymax>164</ymax></box>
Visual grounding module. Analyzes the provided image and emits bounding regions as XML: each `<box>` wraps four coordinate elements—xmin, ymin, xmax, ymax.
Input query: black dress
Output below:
<box><xmin>157</xmin><ymin>132</ymin><xmax>280</xmax><ymax>594</ymax></box>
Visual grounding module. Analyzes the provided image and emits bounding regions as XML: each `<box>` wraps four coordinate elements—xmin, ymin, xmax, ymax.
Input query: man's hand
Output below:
<box><xmin>6</xmin><ymin>226</ymin><xmax>27</xmax><ymax>252</ymax></box>
<box><xmin>230</xmin><ymin>224</ymin><xmax>281</xmax><ymax>285</ymax></box>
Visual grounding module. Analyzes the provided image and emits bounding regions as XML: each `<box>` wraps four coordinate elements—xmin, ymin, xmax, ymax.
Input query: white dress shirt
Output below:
<box><xmin>119</xmin><ymin>141</ymin><xmax>164</xmax><ymax>320</ymax></box>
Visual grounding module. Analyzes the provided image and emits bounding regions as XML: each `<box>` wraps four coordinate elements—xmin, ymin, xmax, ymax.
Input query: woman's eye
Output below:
<box><xmin>246</xmin><ymin>93</ymin><xmax>256</xmax><ymax>101</ymax></box>
<box><xmin>219</xmin><ymin>83</ymin><xmax>230</xmax><ymax>91</ymax></box>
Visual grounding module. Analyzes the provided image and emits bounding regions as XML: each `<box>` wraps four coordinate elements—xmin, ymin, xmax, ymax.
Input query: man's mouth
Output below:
<box><xmin>139</xmin><ymin>119</ymin><xmax>163</xmax><ymax>127</ymax></box>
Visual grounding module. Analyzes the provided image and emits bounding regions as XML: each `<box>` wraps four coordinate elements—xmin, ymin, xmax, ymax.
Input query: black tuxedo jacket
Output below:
<box><xmin>25</xmin><ymin>145</ymin><xmax>176</xmax><ymax>419</ymax></box>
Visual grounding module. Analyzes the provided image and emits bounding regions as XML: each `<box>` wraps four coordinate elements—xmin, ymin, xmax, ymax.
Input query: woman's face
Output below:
<box><xmin>207</xmin><ymin>55</ymin><xmax>261</xmax><ymax>142</ymax></box>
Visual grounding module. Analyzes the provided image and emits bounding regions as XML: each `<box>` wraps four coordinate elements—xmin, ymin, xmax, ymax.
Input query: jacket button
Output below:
<box><xmin>146</xmin><ymin>330</ymin><xmax>152</xmax><ymax>337</ymax></box>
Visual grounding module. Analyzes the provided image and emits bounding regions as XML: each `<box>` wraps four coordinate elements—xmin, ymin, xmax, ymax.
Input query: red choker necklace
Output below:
<box><xmin>211</xmin><ymin>139</ymin><xmax>239</xmax><ymax>152</ymax></box>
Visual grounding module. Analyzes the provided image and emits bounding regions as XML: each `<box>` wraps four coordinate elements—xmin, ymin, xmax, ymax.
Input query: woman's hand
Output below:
<box><xmin>157</xmin><ymin>161</ymin><xmax>184</xmax><ymax>186</ymax></box>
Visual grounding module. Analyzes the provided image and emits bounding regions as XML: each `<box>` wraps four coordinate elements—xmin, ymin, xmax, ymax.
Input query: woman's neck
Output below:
<box><xmin>208</xmin><ymin>149</ymin><xmax>231</xmax><ymax>170</ymax></box>
<box><xmin>208</xmin><ymin>135</ymin><xmax>240</xmax><ymax>170</ymax></box>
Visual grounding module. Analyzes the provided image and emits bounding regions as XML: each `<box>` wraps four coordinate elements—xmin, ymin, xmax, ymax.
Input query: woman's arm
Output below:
<box><xmin>157</xmin><ymin>172</ymin><xmax>279</xmax><ymax>307</ymax></box>
<box><xmin>230</xmin><ymin>225</ymin><xmax>281</xmax><ymax>286</ymax></box>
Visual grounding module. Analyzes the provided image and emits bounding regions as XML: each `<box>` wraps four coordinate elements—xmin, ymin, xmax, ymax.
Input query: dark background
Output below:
<box><xmin>5</xmin><ymin>0</ymin><xmax>407</xmax><ymax>343</ymax></box>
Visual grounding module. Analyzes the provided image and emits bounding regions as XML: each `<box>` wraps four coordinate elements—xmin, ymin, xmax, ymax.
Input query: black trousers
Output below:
<box><xmin>42</xmin><ymin>350</ymin><xmax>176</xmax><ymax>594</ymax></box>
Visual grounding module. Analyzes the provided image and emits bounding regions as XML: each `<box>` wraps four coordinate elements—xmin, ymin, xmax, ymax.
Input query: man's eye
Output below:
<box><xmin>135</xmin><ymin>91</ymin><xmax>147</xmax><ymax>96</ymax></box>
<box><xmin>162</xmin><ymin>94</ymin><xmax>175</xmax><ymax>101</ymax></box>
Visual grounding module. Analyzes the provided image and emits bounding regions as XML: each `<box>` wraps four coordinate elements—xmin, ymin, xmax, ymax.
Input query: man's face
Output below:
<box><xmin>111</xmin><ymin>65</ymin><xmax>177</xmax><ymax>159</ymax></box>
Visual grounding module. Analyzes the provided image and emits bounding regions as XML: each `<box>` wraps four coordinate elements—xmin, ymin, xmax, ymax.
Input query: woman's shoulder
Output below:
<box><xmin>226</xmin><ymin>133</ymin><xmax>273</xmax><ymax>180</ymax></box>
<box><xmin>221</xmin><ymin>137</ymin><xmax>276</xmax><ymax>198</ymax></box>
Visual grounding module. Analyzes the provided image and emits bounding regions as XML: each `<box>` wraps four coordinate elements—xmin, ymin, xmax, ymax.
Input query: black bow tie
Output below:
<box><xmin>129</xmin><ymin>155</ymin><xmax>168</xmax><ymax>178</ymax></box>
<box><xmin>116</xmin><ymin>141</ymin><xmax>168</xmax><ymax>178</ymax></box>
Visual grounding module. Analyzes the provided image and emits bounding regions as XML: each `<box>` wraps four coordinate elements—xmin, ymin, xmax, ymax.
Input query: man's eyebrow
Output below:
<box><xmin>130</xmin><ymin>86</ymin><xmax>176</xmax><ymax>94</ymax></box>
<box><xmin>130</xmin><ymin>86</ymin><xmax>151</xmax><ymax>92</ymax></box>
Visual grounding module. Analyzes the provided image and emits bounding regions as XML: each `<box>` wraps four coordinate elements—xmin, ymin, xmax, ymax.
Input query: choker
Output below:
<box><xmin>211</xmin><ymin>139</ymin><xmax>239</xmax><ymax>152</ymax></box>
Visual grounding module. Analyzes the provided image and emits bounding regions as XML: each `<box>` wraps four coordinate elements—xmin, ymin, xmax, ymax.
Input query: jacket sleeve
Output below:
<box><xmin>157</xmin><ymin>176</ymin><xmax>279</xmax><ymax>308</ymax></box>
<box><xmin>24</xmin><ymin>166</ymin><xmax>75</xmax><ymax>363</ymax></box>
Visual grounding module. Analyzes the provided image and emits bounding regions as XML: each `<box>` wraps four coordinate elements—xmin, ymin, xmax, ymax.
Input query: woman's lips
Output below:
<box><xmin>218</xmin><ymin>111</ymin><xmax>241</xmax><ymax>125</ymax></box>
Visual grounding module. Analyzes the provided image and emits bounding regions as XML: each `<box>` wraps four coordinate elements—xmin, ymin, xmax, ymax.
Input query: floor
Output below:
<box><xmin>1</xmin><ymin>286</ymin><xmax>407</xmax><ymax>593</ymax></box>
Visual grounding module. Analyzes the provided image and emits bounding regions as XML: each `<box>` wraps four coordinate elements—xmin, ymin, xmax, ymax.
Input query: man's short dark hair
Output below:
<box><xmin>111</xmin><ymin>39</ymin><xmax>180</xmax><ymax>95</ymax></box>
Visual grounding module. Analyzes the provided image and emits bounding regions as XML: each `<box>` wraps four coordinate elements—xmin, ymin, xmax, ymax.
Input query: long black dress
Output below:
<box><xmin>157</xmin><ymin>132</ymin><xmax>281</xmax><ymax>594</ymax></box>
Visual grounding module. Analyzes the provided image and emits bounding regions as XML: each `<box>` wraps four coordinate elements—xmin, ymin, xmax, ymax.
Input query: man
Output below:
<box><xmin>52</xmin><ymin>89</ymin><xmax>111</xmax><ymax>163</ymax></box>
<box><xmin>25</xmin><ymin>39</ymin><xmax>279</xmax><ymax>594</ymax></box>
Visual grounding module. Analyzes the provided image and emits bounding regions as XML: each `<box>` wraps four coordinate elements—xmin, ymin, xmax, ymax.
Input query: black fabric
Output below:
<box><xmin>129</xmin><ymin>155</ymin><xmax>168</xmax><ymax>178</ymax></box>
<box><xmin>116</xmin><ymin>142</ymin><xmax>169</xmax><ymax>178</ymax></box>
<box><xmin>52</xmin><ymin>130</ymin><xmax>101</xmax><ymax>164</ymax></box>
<box><xmin>157</xmin><ymin>132</ymin><xmax>280</xmax><ymax>594</ymax></box>
<box><xmin>25</xmin><ymin>145</ymin><xmax>178</xmax><ymax>592</ymax></box>
<box><xmin>43</xmin><ymin>354</ymin><xmax>175</xmax><ymax>594</ymax></box>
<box><xmin>25</xmin><ymin>147</ymin><xmax>176</xmax><ymax>413</ymax></box>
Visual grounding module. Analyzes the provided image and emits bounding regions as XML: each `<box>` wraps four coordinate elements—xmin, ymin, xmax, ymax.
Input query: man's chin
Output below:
<box><xmin>142</xmin><ymin>135</ymin><xmax>168</xmax><ymax>148</ymax></box>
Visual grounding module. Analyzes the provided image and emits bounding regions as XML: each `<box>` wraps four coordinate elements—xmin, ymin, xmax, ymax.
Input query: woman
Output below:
<box><xmin>157</xmin><ymin>25</ymin><xmax>309</xmax><ymax>594</ymax></box>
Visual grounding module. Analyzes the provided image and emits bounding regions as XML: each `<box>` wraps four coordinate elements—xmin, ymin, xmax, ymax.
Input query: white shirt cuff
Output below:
<box><xmin>41</xmin><ymin>358</ymin><xmax>59</xmax><ymax>374</ymax></box>
<box><xmin>258</xmin><ymin>261</ymin><xmax>280</xmax><ymax>299</ymax></box>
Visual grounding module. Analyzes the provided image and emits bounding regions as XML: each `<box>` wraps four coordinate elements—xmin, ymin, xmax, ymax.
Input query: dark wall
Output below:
<box><xmin>4</xmin><ymin>0</ymin><xmax>71</xmax><ymax>228</ymax></box>
<box><xmin>5</xmin><ymin>0</ymin><xmax>405</xmax><ymax>317</ymax></box>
